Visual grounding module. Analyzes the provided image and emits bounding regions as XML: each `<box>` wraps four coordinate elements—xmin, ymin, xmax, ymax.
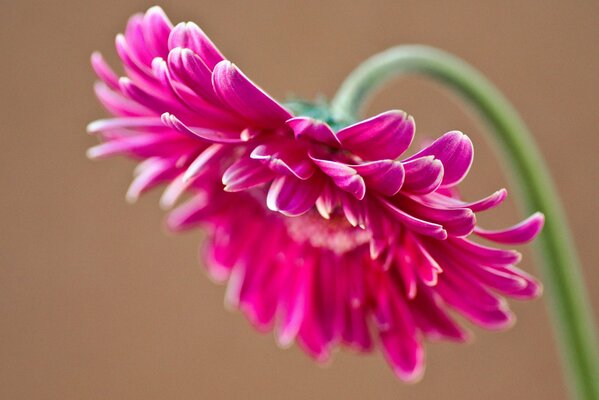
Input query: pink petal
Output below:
<box><xmin>436</xmin><ymin>278</ymin><xmax>514</xmax><ymax>330</ymax></box>
<box><xmin>475</xmin><ymin>212</ymin><xmax>544</xmax><ymax>244</ymax></box>
<box><xmin>449</xmin><ymin>237</ymin><xmax>522</xmax><ymax>267</ymax></box>
<box><xmin>410</xmin><ymin>284</ymin><xmax>469</xmax><ymax>342</ymax></box>
<box><xmin>396</xmin><ymin>195</ymin><xmax>476</xmax><ymax>237</ymax></box>
<box><xmin>251</xmin><ymin>142</ymin><xmax>316</xmax><ymax>180</ymax></box>
<box><xmin>267</xmin><ymin>175</ymin><xmax>324</xmax><ymax>216</ymax></box>
<box><xmin>222</xmin><ymin>158</ymin><xmax>276</xmax><ymax>192</ymax></box>
<box><xmin>166</xmin><ymin>194</ymin><xmax>213</xmax><ymax>231</ymax></box>
<box><xmin>126</xmin><ymin>157</ymin><xmax>177</xmax><ymax>202</ymax></box>
<box><xmin>402</xmin><ymin>156</ymin><xmax>444</xmax><ymax>194</ymax></box>
<box><xmin>376</xmin><ymin>279</ymin><xmax>424</xmax><ymax>382</ymax></box>
<box><xmin>142</xmin><ymin>6</ymin><xmax>173</xmax><ymax>58</ymax></box>
<box><xmin>406</xmin><ymin>131</ymin><xmax>473</xmax><ymax>187</ymax></box>
<box><xmin>183</xmin><ymin>143</ymin><xmax>227</xmax><ymax>181</ymax></box>
<box><xmin>212</xmin><ymin>60</ymin><xmax>292</xmax><ymax>128</ymax></box>
<box><xmin>337</xmin><ymin>110</ymin><xmax>415</xmax><ymax>160</ymax></box>
<box><xmin>352</xmin><ymin>160</ymin><xmax>405</xmax><ymax>197</ymax></box>
<box><xmin>86</xmin><ymin>117</ymin><xmax>166</xmax><ymax>134</ymax></box>
<box><xmin>167</xmin><ymin>47</ymin><xmax>223</xmax><ymax>105</ymax></box>
<box><xmin>91</xmin><ymin>52</ymin><xmax>119</xmax><ymax>90</ymax></box>
<box><xmin>286</xmin><ymin>117</ymin><xmax>340</xmax><ymax>147</ymax></box>
<box><xmin>310</xmin><ymin>156</ymin><xmax>366</xmax><ymax>200</ymax></box>
<box><xmin>168</xmin><ymin>21</ymin><xmax>225</xmax><ymax>70</ymax></box>
<box><xmin>314</xmin><ymin>183</ymin><xmax>338</xmax><ymax>219</ymax></box>
<box><xmin>161</xmin><ymin>112</ymin><xmax>248</xmax><ymax>143</ymax></box>
<box><xmin>94</xmin><ymin>82</ymin><xmax>151</xmax><ymax>117</ymax></box>
<box><xmin>427</xmin><ymin>188</ymin><xmax>507</xmax><ymax>212</ymax></box>
<box><xmin>380</xmin><ymin>198</ymin><xmax>448</xmax><ymax>240</ymax></box>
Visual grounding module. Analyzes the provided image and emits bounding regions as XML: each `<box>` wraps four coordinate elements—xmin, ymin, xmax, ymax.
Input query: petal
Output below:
<box><xmin>449</xmin><ymin>237</ymin><xmax>522</xmax><ymax>266</ymax></box>
<box><xmin>401</xmin><ymin>156</ymin><xmax>444</xmax><ymax>194</ymax></box>
<box><xmin>86</xmin><ymin>117</ymin><xmax>166</xmax><ymax>134</ymax></box>
<box><xmin>352</xmin><ymin>160</ymin><xmax>405</xmax><ymax>197</ymax></box>
<box><xmin>161</xmin><ymin>112</ymin><xmax>248</xmax><ymax>143</ymax></box>
<box><xmin>310</xmin><ymin>156</ymin><xmax>366</xmax><ymax>200</ymax></box>
<box><xmin>427</xmin><ymin>188</ymin><xmax>507</xmax><ymax>212</ymax></box>
<box><xmin>183</xmin><ymin>143</ymin><xmax>227</xmax><ymax>181</ymax></box>
<box><xmin>251</xmin><ymin>142</ymin><xmax>316</xmax><ymax>180</ymax></box>
<box><xmin>396</xmin><ymin>195</ymin><xmax>476</xmax><ymax>237</ymax></box>
<box><xmin>91</xmin><ymin>52</ymin><xmax>119</xmax><ymax>90</ymax></box>
<box><xmin>222</xmin><ymin>158</ymin><xmax>276</xmax><ymax>192</ymax></box>
<box><xmin>119</xmin><ymin>77</ymin><xmax>175</xmax><ymax>113</ymax></box>
<box><xmin>337</xmin><ymin>110</ymin><xmax>415</xmax><ymax>160</ymax></box>
<box><xmin>212</xmin><ymin>60</ymin><xmax>292</xmax><ymax>127</ymax></box>
<box><xmin>406</xmin><ymin>131</ymin><xmax>473</xmax><ymax>187</ymax></box>
<box><xmin>376</xmin><ymin>279</ymin><xmax>424</xmax><ymax>382</ymax></box>
<box><xmin>167</xmin><ymin>47</ymin><xmax>223</xmax><ymax>105</ymax></box>
<box><xmin>142</xmin><ymin>6</ymin><xmax>173</xmax><ymax>58</ymax></box>
<box><xmin>436</xmin><ymin>277</ymin><xmax>514</xmax><ymax>330</ymax></box>
<box><xmin>267</xmin><ymin>175</ymin><xmax>324</xmax><ymax>216</ymax></box>
<box><xmin>166</xmin><ymin>194</ymin><xmax>213</xmax><ymax>231</ymax></box>
<box><xmin>126</xmin><ymin>157</ymin><xmax>177</xmax><ymax>202</ymax></box>
<box><xmin>315</xmin><ymin>182</ymin><xmax>338</xmax><ymax>219</ymax></box>
<box><xmin>380</xmin><ymin>198</ymin><xmax>447</xmax><ymax>240</ymax></box>
<box><xmin>475</xmin><ymin>212</ymin><xmax>545</xmax><ymax>244</ymax></box>
<box><xmin>286</xmin><ymin>117</ymin><xmax>340</xmax><ymax>147</ymax></box>
<box><xmin>410</xmin><ymin>284</ymin><xmax>469</xmax><ymax>342</ymax></box>
<box><xmin>168</xmin><ymin>21</ymin><xmax>225</xmax><ymax>69</ymax></box>
<box><xmin>94</xmin><ymin>82</ymin><xmax>151</xmax><ymax>117</ymax></box>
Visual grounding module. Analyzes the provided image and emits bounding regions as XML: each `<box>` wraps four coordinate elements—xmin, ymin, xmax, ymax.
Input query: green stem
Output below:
<box><xmin>331</xmin><ymin>45</ymin><xmax>598</xmax><ymax>400</ymax></box>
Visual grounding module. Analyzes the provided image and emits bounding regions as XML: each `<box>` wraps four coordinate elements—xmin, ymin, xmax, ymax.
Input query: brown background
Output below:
<box><xmin>2</xmin><ymin>1</ymin><xmax>598</xmax><ymax>399</ymax></box>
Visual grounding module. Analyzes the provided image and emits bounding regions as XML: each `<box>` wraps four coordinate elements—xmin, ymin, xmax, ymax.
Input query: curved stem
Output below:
<box><xmin>332</xmin><ymin>45</ymin><xmax>598</xmax><ymax>400</ymax></box>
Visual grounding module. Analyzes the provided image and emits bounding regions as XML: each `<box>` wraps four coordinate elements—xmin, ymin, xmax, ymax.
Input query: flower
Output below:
<box><xmin>88</xmin><ymin>6</ymin><xmax>544</xmax><ymax>381</ymax></box>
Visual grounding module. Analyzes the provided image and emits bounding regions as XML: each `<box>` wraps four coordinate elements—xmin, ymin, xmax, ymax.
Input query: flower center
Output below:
<box><xmin>283</xmin><ymin>211</ymin><xmax>372</xmax><ymax>254</ymax></box>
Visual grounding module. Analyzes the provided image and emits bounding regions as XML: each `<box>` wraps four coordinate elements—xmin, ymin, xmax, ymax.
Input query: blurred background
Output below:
<box><xmin>1</xmin><ymin>1</ymin><xmax>598</xmax><ymax>399</ymax></box>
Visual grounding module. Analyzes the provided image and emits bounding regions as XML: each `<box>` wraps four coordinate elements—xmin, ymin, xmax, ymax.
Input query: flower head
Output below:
<box><xmin>88</xmin><ymin>6</ymin><xmax>544</xmax><ymax>381</ymax></box>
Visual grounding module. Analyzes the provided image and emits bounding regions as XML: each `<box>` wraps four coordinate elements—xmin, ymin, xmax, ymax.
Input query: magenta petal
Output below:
<box><xmin>406</xmin><ymin>131</ymin><xmax>473</xmax><ymax>187</ymax></box>
<box><xmin>267</xmin><ymin>175</ymin><xmax>324</xmax><ymax>216</ymax></box>
<box><xmin>450</xmin><ymin>237</ymin><xmax>522</xmax><ymax>266</ymax></box>
<box><xmin>168</xmin><ymin>21</ymin><xmax>225</xmax><ymax>69</ymax></box>
<box><xmin>411</xmin><ymin>284</ymin><xmax>469</xmax><ymax>342</ymax></box>
<box><xmin>286</xmin><ymin>117</ymin><xmax>340</xmax><ymax>147</ymax></box>
<box><xmin>86</xmin><ymin>117</ymin><xmax>166</xmax><ymax>134</ymax></box>
<box><xmin>380</xmin><ymin>198</ymin><xmax>448</xmax><ymax>240</ymax></box>
<box><xmin>376</xmin><ymin>281</ymin><xmax>424</xmax><ymax>382</ymax></box>
<box><xmin>429</xmin><ymin>188</ymin><xmax>508</xmax><ymax>212</ymax></box>
<box><xmin>122</xmin><ymin>15</ymin><xmax>152</xmax><ymax>68</ymax></box>
<box><xmin>402</xmin><ymin>156</ymin><xmax>444</xmax><ymax>194</ymax></box>
<box><xmin>222</xmin><ymin>158</ymin><xmax>276</xmax><ymax>192</ymax></box>
<box><xmin>251</xmin><ymin>142</ymin><xmax>316</xmax><ymax>180</ymax></box>
<box><xmin>94</xmin><ymin>82</ymin><xmax>151</xmax><ymax>117</ymax></box>
<box><xmin>166</xmin><ymin>195</ymin><xmax>213</xmax><ymax>231</ymax></box>
<box><xmin>212</xmin><ymin>60</ymin><xmax>292</xmax><ymax>128</ymax></box>
<box><xmin>161</xmin><ymin>112</ymin><xmax>248</xmax><ymax>143</ymax></box>
<box><xmin>475</xmin><ymin>212</ymin><xmax>545</xmax><ymax>244</ymax></box>
<box><xmin>167</xmin><ymin>47</ymin><xmax>223</xmax><ymax>105</ymax></box>
<box><xmin>397</xmin><ymin>195</ymin><xmax>476</xmax><ymax>237</ymax></box>
<box><xmin>142</xmin><ymin>6</ymin><xmax>173</xmax><ymax>58</ymax></box>
<box><xmin>91</xmin><ymin>52</ymin><xmax>119</xmax><ymax>90</ymax></box>
<box><xmin>353</xmin><ymin>160</ymin><xmax>405</xmax><ymax>197</ymax></box>
<box><xmin>492</xmin><ymin>265</ymin><xmax>543</xmax><ymax>299</ymax></box>
<box><xmin>310</xmin><ymin>156</ymin><xmax>366</xmax><ymax>200</ymax></box>
<box><xmin>337</xmin><ymin>110</ymin><xmax>415</xmax><ymax>160</ymax></box>
<box><xmin>315</xmin><ymin>183</ymin><xmax>338</xmax><ymax>219</ymax></box>
<box><xmin>183</xmin><ymin>143</ymin><xmax>227</xmax><ymax>181</ymax></box>
<box><xmin>126</xmin><ymin>157</ymin><xmax>176</xmax><ymax>202</ymax></box>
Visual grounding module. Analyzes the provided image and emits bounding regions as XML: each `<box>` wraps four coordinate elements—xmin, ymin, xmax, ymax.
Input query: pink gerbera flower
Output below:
<box><xmin>88</xmin><ymin>6</ymin><xmax>544</xmax><ymax>381</ymax></box>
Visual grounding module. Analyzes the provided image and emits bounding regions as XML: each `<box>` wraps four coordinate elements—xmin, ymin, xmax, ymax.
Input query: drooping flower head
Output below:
<box><xmin>88</xmin><ymin>6</ymin><xmax>544</xmax><ymax>381</ymax></box>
